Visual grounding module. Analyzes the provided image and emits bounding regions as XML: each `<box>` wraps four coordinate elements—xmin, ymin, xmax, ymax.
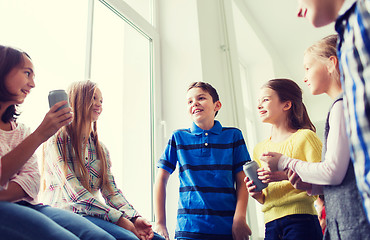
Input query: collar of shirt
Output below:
<box><xmin>335</xmin><ymin>0</ymin><xmax>357</xmax><ymax>38</ymax></box>
<box><xmin>190</xmin><ymin>120</ymin><xmax>222</xmax><ymax>136</ymax></box>
<box><xmin>338</xmin><ymin>0</ymin><xmax>357</xmax><ymax>16</ymax></box>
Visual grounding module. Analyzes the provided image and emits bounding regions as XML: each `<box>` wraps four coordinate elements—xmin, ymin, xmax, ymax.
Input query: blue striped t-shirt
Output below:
<box><xmin>335</xmin><ymin>0</ymin><xmax>370</xmax><ymax>222</ymax></box>
<box><xmin>157</xmin><ymin>120</ymin><xmax>250</xmax><ymax>239</ymax></box>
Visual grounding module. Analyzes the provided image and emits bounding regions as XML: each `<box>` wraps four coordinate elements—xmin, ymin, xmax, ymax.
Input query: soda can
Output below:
<box><xmin>48</xmin><ymin>89</ymin><xmax>69</xmax><ymax>111</ymax></box>
<box><xmin>243</xmin><ymin>160</ymin><xmax>268</xmax><ymax>192</ymax></box>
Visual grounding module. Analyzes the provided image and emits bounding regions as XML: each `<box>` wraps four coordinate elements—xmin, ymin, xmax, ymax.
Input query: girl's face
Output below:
<box><xmin>4</xmin><ymin>54</ymin><xmax>35</xmax><ymax>104</ymax></box>
<box><xmin>303</xmin><ymin>53</ymin><xmax>331</xmax><ymax>95</ymax></box>
<box><xmin>186</xmin><ymin>87</ymin><xmax>221</xmax><ymax>129</ymax></box>
<box><xmin>257</xmin><ymin>87</ymin><xmax>289</xmax><ymax>125</ymax></box>
<box><xmin>91</xmin><ymin>87</ymin><xmax>103</xmax><ymax>122</ymax></box>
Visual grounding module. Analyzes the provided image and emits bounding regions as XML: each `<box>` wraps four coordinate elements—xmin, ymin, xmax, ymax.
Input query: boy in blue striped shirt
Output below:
<box><xmin>296</xmin><ymin>0</ymin><xmax>370</xmax><ymax>223</ymax></box>
<box><xmin>154</xmin><ymin>82</ymin><xmax>252</xmax><ymax>240</ymax></box>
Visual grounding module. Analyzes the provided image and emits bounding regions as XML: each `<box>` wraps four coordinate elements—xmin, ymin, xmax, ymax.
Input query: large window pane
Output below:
<box><xmin>0</xmin><ymin>0</ymin><xmax>88</xmax><ymax>130</ymax></box>
<box><xmin>90</xmin><ymin>1</ymin><xmax>153</xmax><ymax>220</ymax></box>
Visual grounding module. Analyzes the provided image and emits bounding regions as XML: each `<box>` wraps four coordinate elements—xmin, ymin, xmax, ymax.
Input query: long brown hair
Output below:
<box><xmin>0</xmin><ymin>45</ymin><xmax>31</xmax><ymax>122</ymax></box>
<box><xmin>264</xmin><ymin>78</ymin><xmax>316</xmax><ymax>132</ymax></box>
<box><xmin>59</xmin><ymin>80</ymin><xmax>110</xmax><ymax>192</ymax></box>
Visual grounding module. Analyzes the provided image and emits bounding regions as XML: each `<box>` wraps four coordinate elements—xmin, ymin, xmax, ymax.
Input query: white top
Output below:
<box><xmin>0</xmin><ymin>122</ymin><xmax>40</xmax><ymax>203</ymax></box>
<box><xmin>278</xmin><ymin>101</ymin><xmax>350</xmax><ymax>195</ymax></box>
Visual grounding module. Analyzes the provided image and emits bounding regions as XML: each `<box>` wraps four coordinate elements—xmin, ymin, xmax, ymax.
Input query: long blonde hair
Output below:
<box><xmin>58</xmin><ymin>80</ymin><xmax>110</xmax><ymax>192</ymax></box>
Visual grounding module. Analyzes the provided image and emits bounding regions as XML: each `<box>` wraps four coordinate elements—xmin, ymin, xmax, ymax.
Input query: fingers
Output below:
<box><xmin>245</xmin><ymin>178</ymin><xmax>259</xmax><ymax>193</ymax></box>
<box><xmin>49</xmin><ymin>101</ymin><xmax>69</xmax><ymax>113</ymax></box>
<box><xmin>158</xmin><ymin>230</ymin><xmax>169</xmax><ymax>240</ymax></box>
<box><xmin>288</xmin><ymin>171</ymin><xmax>299</xmax><ymax>183</ymax></box>
<box><xmin>142</xmin><ymin>220</ymin><xmax>152</xmax><ymax>227</ymax></box>
<box><xmin>287</xmin><ymin>169</ymin><xmax>294</xmax><ymax>177</ymax></box>
<box><xmin>49</xmin><ymin>105</ymin><xmax>73</xmax><ymax>127</ymax></box>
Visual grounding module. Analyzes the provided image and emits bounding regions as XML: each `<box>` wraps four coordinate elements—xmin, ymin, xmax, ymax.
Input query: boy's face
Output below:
<box><xmin>186</xmin><ymin>87</ymin><xmax>221</xmax><ymax>130</ymax></box>
<box><xmin>297</xmin><ymin>0</ymin><xmax>344</xmax><ymax>27</ymax></box>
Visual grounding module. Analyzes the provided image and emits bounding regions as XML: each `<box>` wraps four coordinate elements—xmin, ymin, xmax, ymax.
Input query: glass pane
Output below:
<box><xmin>0</xmin><ymin>0</ymin><xmax>87</xmax><ymax>130</ymax></box>
<box><xmin>91</xmin><ymin>1</ymin><xmax>153</xmax><ymax>220</ymax></box>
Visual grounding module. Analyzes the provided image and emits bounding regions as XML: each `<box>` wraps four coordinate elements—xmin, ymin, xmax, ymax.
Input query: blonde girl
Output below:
<box><xmin>41</xmin><ymin>80</ymin><xmax>164</xmax><ymax>240</ymax></box>
<box><xmin>246</xmin><ymin>78</ymin><xmax>323</xmax><ymax>240</ymax></box>
<box><xmin>261</xmin><ymin>35</ymin><xmax>370</xmax><ymax>239</ymax></box>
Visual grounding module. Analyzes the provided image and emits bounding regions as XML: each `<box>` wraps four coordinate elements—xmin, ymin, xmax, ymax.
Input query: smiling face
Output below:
<box><xmin>186</xmin><ymin>87</ymin><xmax>221</xmax><ymax>130</ymax></box>
<box><xmin>91</xmin><ymin>87</ymin><xmax>103</xmax><ymax>122</ymax></box>
<box><xmin>257</xmin><ymin>87</ymin><xmax>289</xmax><ymax>125</ymax></box>
<box><xmin>303</xmin><ymin>53</ymin><xmax>331</xmax><ymax>95</ymax></box>
<box><xmin>297</xmin><ymin>0</ymin><xmax>344</xmax><ymax>27</ymax></box>
<box><xmin>4</xmin><ymin>54</ymin><xmax>35</xmax><ymax>104</ymax></box>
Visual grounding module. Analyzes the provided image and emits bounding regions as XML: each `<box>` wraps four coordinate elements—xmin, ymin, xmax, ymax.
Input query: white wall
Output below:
<box><xmin>157</xmin><ymin>0</ymin><xmax>202</xmax><ymax>237</ymax></box>
<box><xmin>156</xmin><ymin>0</ymin><xmax>249</xmax><ymax>238</ymax></box>
<box><xmin>156</xmin><ymin>0</ymin><xmax>330</xmax><ymax>238</ymax></box>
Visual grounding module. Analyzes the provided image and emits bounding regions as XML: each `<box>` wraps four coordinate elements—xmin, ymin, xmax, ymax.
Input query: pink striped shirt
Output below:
<box><xmin>0</xmin><ymin>122</ymin><xmax>40</xmax><ymax>203</ymax></box>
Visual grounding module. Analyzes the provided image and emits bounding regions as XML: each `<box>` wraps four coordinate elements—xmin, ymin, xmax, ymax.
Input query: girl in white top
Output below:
<box><xmin>260</xmin><ymin>35</ymin><xmax>370</xmax><ymax>239</ymax></box>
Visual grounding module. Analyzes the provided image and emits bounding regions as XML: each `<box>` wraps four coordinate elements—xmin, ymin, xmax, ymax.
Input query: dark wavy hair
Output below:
<box><xmin>0</xmin><ymin>45</ymin><xmax>31</xmax><ymax>123</ymax></box>
<box><xmin>188</xmin><ymin>81</ymin><xmax>220</xmax><ymax>116</ymax></box>
<box><xmin>263</xmin><ymin>78</ymin><xmax>316</xmax><ymax>132</ymax></box>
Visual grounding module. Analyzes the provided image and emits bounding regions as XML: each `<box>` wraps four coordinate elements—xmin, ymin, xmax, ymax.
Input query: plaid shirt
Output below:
<box><xmin>40</xmin><ymin>133</ymin><xmax>139</xmax><ymax>223</ymax></box>
<box><xmin>335</xmin><ymin>0</ymin><xmax>370</xmax><ymax>221</ymax></box>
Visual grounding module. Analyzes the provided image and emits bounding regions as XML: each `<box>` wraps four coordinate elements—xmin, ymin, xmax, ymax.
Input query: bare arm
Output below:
<box><xmin>232</xmin><ymin>171</ymin><xmax>251</xmax><ymax>240</ymax></box>
<box><xmin>154</xmin><ymin>169</ymin><xmax>170</xmax><ymax>240</ymax></box>
<box><xmin>1</xmin><ymin>101</ymin><xmax>72</xmax><ymax>185</ymax></box>
<box><xmin>0</xmin><ymin>182</ymin><xmax>27</xmax><ymax>202</ymax></box>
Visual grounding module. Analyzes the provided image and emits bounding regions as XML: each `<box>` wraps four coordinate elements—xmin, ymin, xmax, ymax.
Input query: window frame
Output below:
<box><xmin>85</xmin><ymin>0</ymin><xmax>162</xmax><ymax>221</ymax></box>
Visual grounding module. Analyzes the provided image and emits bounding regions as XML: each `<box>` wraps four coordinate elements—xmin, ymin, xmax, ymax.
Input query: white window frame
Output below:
<box><xmin>84</xmin><ymin>0</ymin><xmax>162</xmax><ymax>221</ymax></box>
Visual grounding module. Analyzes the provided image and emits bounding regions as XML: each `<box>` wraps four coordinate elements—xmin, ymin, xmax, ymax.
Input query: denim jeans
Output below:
<box><xmin>265</xmin><ymin>214</ymin><xmax>323</xmax><ymax>240</ymax></box>
<box><xmin>0</xmin><ymin>201</ymin><xmax>115</xmax><ymax>240</ymax></box>
<box><xmin>84</xmin><ymin>215</ymin><xmax>165</xmax><ymax>240</ymax></box>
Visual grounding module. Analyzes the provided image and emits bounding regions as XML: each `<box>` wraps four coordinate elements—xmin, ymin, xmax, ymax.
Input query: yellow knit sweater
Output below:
<box><xmin>254</xmin><ymin>129</ymin><xmax>322</xmax><ymax>224</ymax></box>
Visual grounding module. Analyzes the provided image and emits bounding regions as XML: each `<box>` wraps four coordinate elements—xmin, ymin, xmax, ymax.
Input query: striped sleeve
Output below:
<box><xmin>232</xmin><ymin>129</ymin><xmax>250</xmax><ymax>173</ymax></box>
<box><xmin>157</xmin><ymin>133</ymin><xmax>178</xmax><ymax>174</ymax></box>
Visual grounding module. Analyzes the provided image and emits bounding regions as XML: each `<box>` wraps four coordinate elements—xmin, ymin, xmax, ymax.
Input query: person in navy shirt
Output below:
<box><xmin>154</xmin><ymin>82</ymin><xmax>252</xmax><ymax>240</ymax></box>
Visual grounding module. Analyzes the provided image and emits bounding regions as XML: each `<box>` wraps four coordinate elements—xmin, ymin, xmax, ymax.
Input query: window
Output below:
<box><xmin>0</xmin><ymin>0</ymin><xmax>88</xmax><ymax>129</ymax></box>
<box><xmin>0</xmin><ymin>0</ymin><xmax>159</xmax><ymax>221</ymax></box>
<box><xmin>90</xmin><ymin>0</ymin><xmax>154</xmax><ymax>220</ymax></box>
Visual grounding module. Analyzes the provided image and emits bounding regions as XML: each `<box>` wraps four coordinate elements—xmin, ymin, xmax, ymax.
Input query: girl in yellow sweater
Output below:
<box><xmin>246</xmin><ymin>78</ymin><xmax>322</xmax><ymax>240</ymax></box>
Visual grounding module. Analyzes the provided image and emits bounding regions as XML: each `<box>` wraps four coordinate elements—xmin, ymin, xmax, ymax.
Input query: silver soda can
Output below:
<box><xmin>243</xmin><ymin>161</ymin><xmax>268</xmax><ymax>192</ymax></box>
<box><xmin>48</xmin><ymin>89</ymin><xmax>70</xmax><ymax>111</ymax></box>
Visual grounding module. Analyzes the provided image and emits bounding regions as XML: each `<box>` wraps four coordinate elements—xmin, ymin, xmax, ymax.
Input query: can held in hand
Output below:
<box><xmin>48</xmin><ymin>89</ymin><xmax>70</xmax><ymax>111</ymax></box>
<box><xmin>243</xmin><ymin>160</ymin><xmax>268</xmax><ymax>192</ymax></box>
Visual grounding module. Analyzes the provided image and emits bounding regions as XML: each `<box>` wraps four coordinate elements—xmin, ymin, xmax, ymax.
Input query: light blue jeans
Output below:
<box><xmin>0</xmin><ymin>201</ymin><xmax>115</xmax><ymax>240</ymax></box>
<box><xmin>84</xmin><ymin>215</ymin><xmax>166</xmax><ymax>240</ymax></box>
